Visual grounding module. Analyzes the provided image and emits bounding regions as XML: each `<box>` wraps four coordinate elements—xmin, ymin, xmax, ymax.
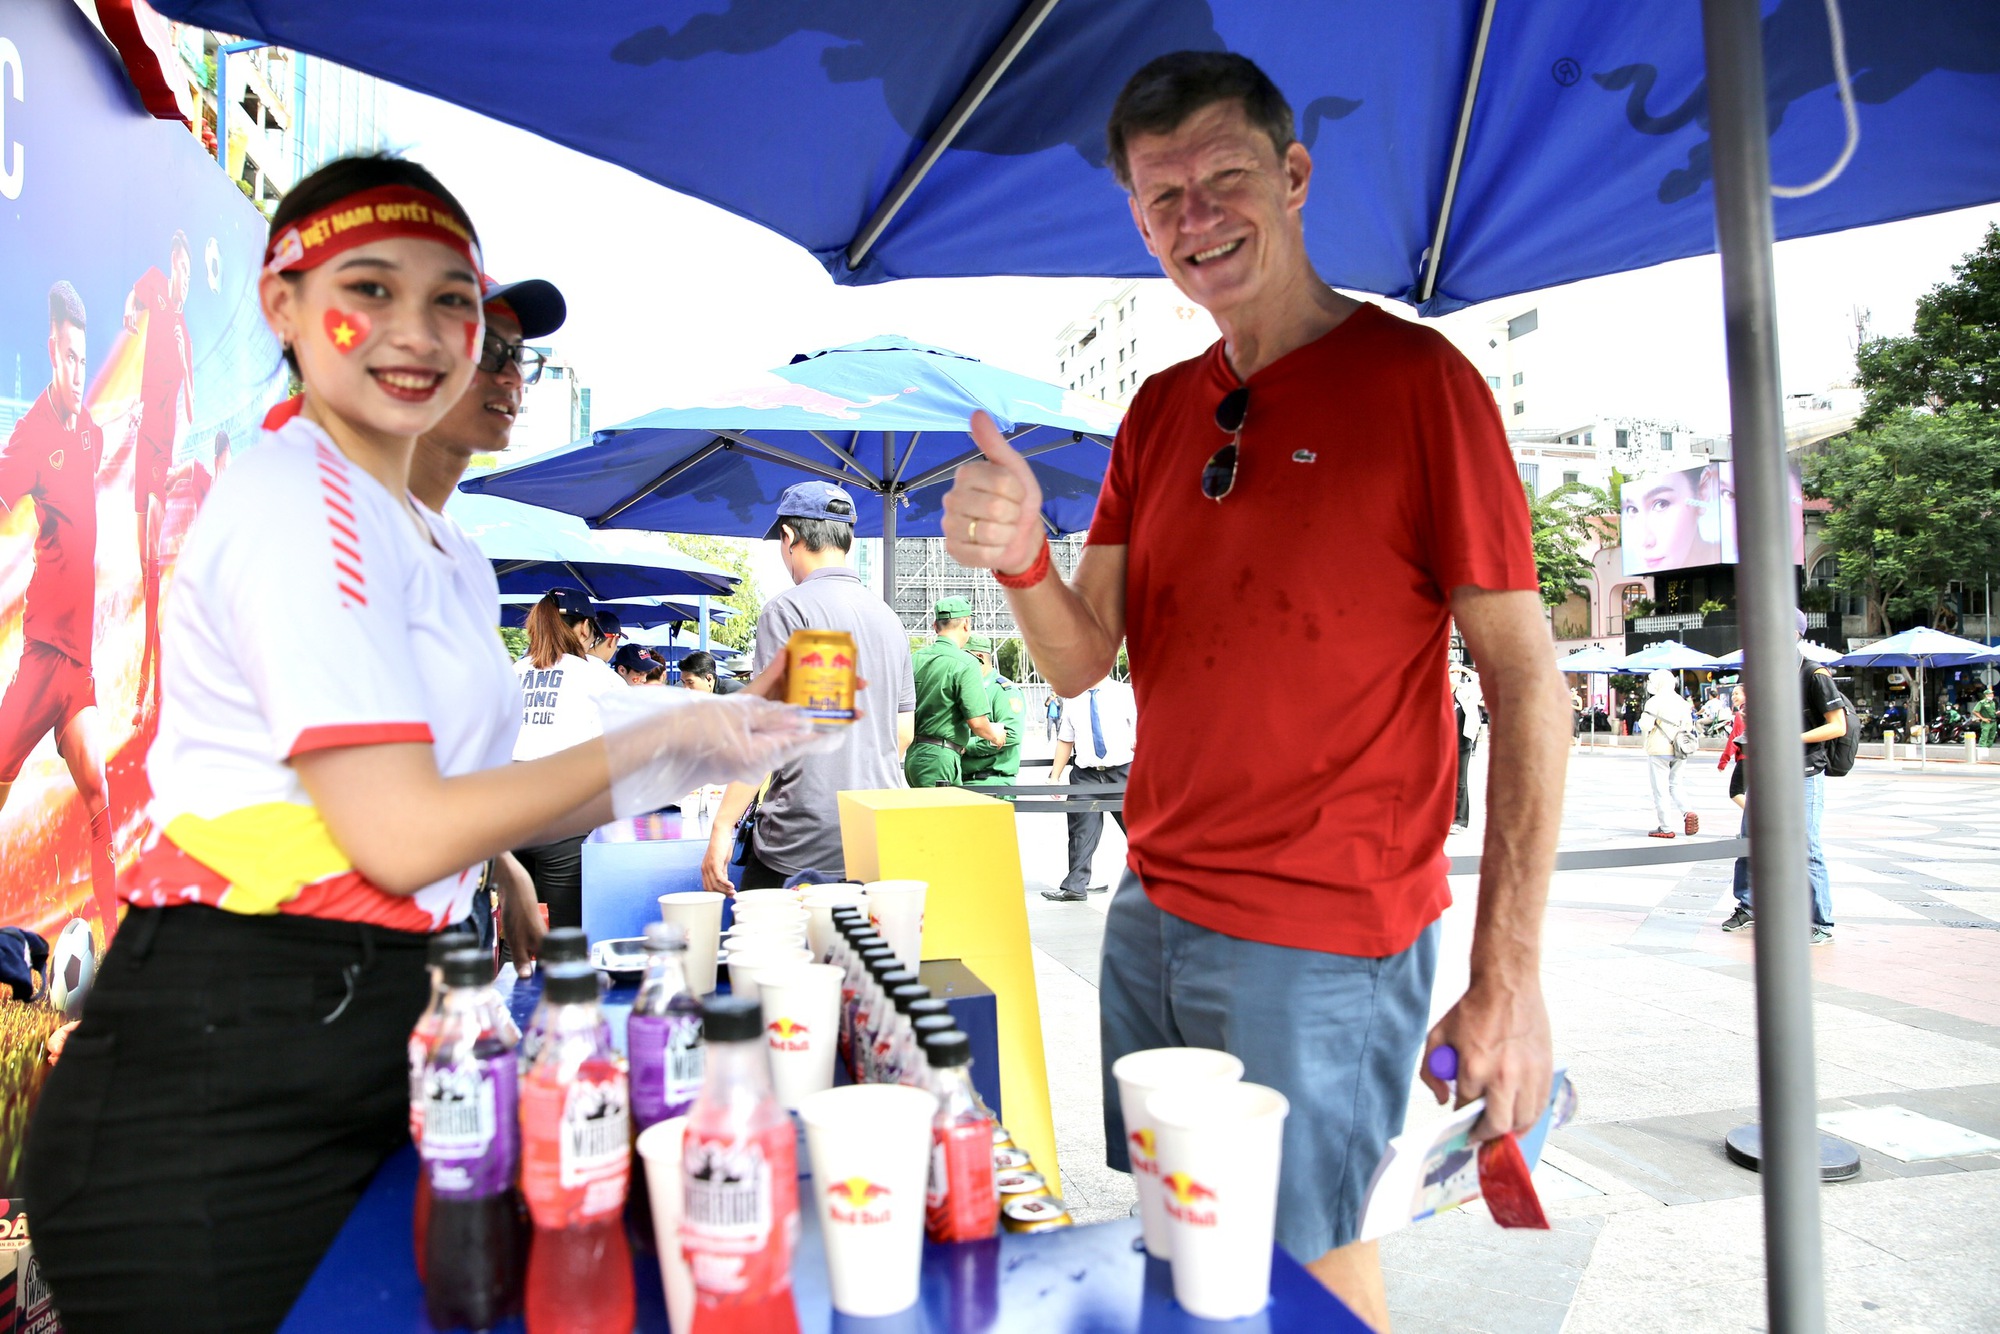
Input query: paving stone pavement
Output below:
<box><xmin>1007</xmin><ymin>738</ymin><xmax>2000</xmax><ymax>1332</ymax></box>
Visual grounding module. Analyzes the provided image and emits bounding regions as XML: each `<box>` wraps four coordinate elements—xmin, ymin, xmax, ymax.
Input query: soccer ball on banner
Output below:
<box><xmin>49</xmin><ymin>918</ymin><xmax>96</xmax><ymax>1018</ymax></box>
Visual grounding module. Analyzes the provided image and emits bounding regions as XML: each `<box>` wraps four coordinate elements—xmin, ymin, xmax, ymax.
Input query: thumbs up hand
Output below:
<box><xmin>944</xmin><ymin>411</ymin><xmax>1046</xmax><ymax>575</ymax></box>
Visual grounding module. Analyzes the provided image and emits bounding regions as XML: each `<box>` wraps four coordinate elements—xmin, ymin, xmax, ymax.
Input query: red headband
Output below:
<box><xmin>265</xmin><ymin>185</ymin><xmax>481</xmax><ymax>275</ymax></box>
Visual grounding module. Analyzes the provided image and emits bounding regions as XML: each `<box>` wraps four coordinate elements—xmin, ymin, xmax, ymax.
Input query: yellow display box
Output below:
<box><xmin>839</xmin><ymin>787</ymin><xmax>1060</xmax><ymax>1194</ymax></box>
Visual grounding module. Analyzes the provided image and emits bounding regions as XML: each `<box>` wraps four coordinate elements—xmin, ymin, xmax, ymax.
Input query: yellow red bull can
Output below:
<box><xmin>785</xmin><ymin>629</ymin><xmax>857</xmax><ymax>726</ymax></box>
<box><xmin>1001</xmin><ymin>1195</ymin><xmax>1073</xmax><ymax>1233</ymax></box>
<box><xmin>992</xmin><ymin>1147</ymin><xmax>1032</xmax><ymax>1173</ymax></box>
<box><xmin>994</xmin><ymin>1169</ymin><xmax>1050</xmax><ymax>1201</ymax></box>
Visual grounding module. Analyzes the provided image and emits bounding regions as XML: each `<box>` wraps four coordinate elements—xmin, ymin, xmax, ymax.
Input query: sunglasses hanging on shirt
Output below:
<box><xmin>1204</xmin><ymin>386</ymin><xmax>1249</xmax><ymax>502</ymax></box>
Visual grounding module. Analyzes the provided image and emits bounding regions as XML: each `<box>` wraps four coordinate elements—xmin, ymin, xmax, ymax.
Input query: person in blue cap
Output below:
<box><xmin>906</xmin><ymin>596</ymin><xmax>1004</xmax><ymax>789</ymax></box>
<box><xmin>702</xmin><ymin>481</ymin><xmax>916</xmax><ymax>890</ymax></box>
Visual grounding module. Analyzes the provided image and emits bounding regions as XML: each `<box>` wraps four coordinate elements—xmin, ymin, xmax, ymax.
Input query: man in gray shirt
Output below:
<box><xmin>702</xmin><ymin>482</ymin><xmax>916</xmax><ymax>890</ymax></box>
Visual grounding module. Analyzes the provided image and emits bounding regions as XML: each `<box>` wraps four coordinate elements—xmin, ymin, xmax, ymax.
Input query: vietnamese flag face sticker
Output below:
<box><xmin>462</xmin><ymin>317</ymin><xmax>482</xmax><ymax>363</ymax></box>
<box><xmin>323</xmin><ymin>308</ymin><xmax>371</xmax><ymax>355</ymax></box>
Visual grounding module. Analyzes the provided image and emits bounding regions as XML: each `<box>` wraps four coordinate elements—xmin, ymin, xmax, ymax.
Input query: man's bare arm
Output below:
<box><xmin>942</xmin><ymin>413</ymin><xmax>1125</xmax><ymax>696</ymax></box>
<box><xmin>1422</xmin><ymin>586</ymin><xmax>1568</xmax><ymax>1139</ymax></box>
<box><xmin>1050</xmin><ymin>738</ymin><xmax>1075</xmax><ymax>785</ymax></box>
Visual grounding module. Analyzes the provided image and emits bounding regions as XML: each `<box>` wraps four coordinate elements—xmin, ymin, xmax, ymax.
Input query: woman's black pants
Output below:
<box><xmin>23</xmin><ymin>906</ymin><xmax>428</xmax><ymax>1334</ymax></box>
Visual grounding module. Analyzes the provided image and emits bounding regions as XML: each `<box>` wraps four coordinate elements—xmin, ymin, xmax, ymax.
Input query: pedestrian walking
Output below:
<box><xmin>1045</xmin><ymin>692</ymin><xmax>1061</xmax><ymax>740</ymax></box>
<box><xmin>1043</xmin><ymin>674</ymin><xmax>1137</xmax><ymax>901</ymax></box>
<box><xmin>1970</xmin><ymin>682</ymin><xmax>1996</xmax><ymax>749</ymax></box>
<box><xmin>1640</xmin><ymin>668</ymin><xmax>1698</xmax><ymax>838</ymax></box>
<box><xmin>1452</xmin><ymin>666</ymin><xmax>1483</xmax><ymax>830</ymax></box>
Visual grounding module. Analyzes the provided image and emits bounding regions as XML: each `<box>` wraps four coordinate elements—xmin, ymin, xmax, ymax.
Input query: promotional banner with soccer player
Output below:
<box><xmin>0</xmin><ymin>0</ymin><xmax>286</xmax><ymax>1179</ymax></box>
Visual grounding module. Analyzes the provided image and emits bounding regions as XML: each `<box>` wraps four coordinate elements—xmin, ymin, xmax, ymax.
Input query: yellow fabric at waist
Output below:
<box><xmin>163</xmin><ymin>802</ymin><xmax>355</xmax><ymax>915</ymax></box>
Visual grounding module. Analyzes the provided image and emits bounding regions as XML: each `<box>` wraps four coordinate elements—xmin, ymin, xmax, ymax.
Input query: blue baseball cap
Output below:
<box><xmin>765</xmin><ymin>480</ymin><xmax>859</xmax><ymax>540</ymax></box>
<box><xmin>481</xmin><ymin>275</ymin><xmax>567</xmax><ymax>340</ymax></box>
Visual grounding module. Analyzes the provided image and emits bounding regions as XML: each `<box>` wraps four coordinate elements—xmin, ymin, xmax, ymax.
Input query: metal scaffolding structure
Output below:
<box><xmin>888</xmin><ymin>534</ymin><xmax>1085</xmax><ymax>642</ymax></box>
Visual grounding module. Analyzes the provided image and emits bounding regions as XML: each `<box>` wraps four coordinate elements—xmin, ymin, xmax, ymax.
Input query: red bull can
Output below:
<box><xmin>994</xmin><ymin>1169</ymin><xmax>1050</xmax><ymax>1201</ymax></box>
<box><xmin>1001</xmin><ymin>1195</ymin><xmax>1073</xmax><ymax>1233</ymax></box>
<box><xmin>786</xmin><ymin>629</ymin><xmax>857</xmax><ymax>726</ymax></box>
<box><xmin>992</xmin><ymin>1147</ymin><xmax>1032</xmax><ymax>1173</ymax></box>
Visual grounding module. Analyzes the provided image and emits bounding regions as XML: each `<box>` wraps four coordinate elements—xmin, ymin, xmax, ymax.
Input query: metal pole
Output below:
<box><xmin>882</xmin><ymin>432</ymin><xmax>898</xmax><ymax>607</ymax></box>
<box><xmin>698</xmin><ymin>595</ymin><xmax>710</xmax><ymax>653</ymax></box>
<box><xmin>214</xmin><ymin>41</ymin><xmax>266</xmax><ymax>175</ymax></box>
<box><xmin>1700</xmin><ymin>2</ymin><xmax>1825</xmax><ymax>1331</ymax></box>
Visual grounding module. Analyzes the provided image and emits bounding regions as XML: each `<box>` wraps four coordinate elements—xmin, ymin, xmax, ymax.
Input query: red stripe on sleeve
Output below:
<box><xmin>288</xmin><ymin>721</ymin><xmax>433</xmax><ymax>757</ymax></box>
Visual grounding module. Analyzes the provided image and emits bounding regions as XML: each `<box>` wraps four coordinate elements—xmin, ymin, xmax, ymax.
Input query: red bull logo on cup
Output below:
<box><xmin>766</xmin><ymin>1017</ymin><xmax>812</xmax><ymax>1052</ymax></box>
<box><xmin>1162</xmin><ymin>1172</ymin><xmax>1219</xmax><ymax>1227</ymax></box>
<box><xmin>1127</xmin><ymin>1128</ymin><xmax>1160</xmax><ymax>1176</ymax></box>
<box><xmin>826</xmin><ymin>1176</ymin><xmax>894</xmax><ymax>1225</ymax></box>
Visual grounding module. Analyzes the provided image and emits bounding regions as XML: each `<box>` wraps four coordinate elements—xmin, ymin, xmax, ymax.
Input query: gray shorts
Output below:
<box><xmin>1099</xmin><ymin>870</ymin><xmax>1439</xmax><ymax>1260</ymax></box>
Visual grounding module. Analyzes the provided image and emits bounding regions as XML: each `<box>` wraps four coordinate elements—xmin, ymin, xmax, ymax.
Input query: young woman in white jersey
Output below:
<box><xmin>510</xmin><ymin>587</ymin><xmax>624</xmax><ymax>929</ymax></box>
<box><xmin>21</xmin><ymin>155</ymin><xmax>819</xmax><ymax>1333</ymax></box>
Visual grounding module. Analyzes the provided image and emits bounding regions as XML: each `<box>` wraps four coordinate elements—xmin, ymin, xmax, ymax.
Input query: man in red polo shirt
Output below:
<box><xmin>0</xmin><ymin>282</ymin><xmax>117</xmax><ymax>939</ymax></box>
<box><xmin>943</xmin><ymin>53</ymin><xmax>1567</xmax><ymax>1327</ymax></box>
<box><xmin>124</xmin><ymin>232</ymin><xmax>196</xmax><ymax>725</ymax></box>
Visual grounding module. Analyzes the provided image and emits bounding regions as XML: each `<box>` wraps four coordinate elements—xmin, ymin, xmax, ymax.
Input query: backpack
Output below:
<box><xmin>1806</xmin><ymin>662</ymin><xmax>1861</xmax><ymax>777</ymax></box>
<box><xmin>1671</xmin><ymin>720</ymin><xmax>1701</xmax><ymax>760</ymax></box>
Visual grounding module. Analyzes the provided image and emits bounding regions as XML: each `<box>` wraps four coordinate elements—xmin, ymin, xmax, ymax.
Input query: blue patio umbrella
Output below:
<box><xmin>141</xmin><ymin>1</ymin><xmax>2000</xmax><ymax>1320</ymax></box>
<box><xmin>1615</xmin><ymin>639</ymin><xmax>1718</xmax><ymax>671</ymax></box>
<box><xmin>1553</xmin><ymin>645</ymin><xmax>1627</xmax><ymax>673</ymax></box>
<box><xmin>1836</xmin><ymin>626</ymin><xmax>2000</xmax><ymax>765</ymax></box>
<box><xmin>460</xmin><ymin>337</ymin><xmax>1123</xmax><ymax>599</ymax></box>
<box><xmin>495</xmin><ymin>594</ymin><xmax>736</xmax><ymax>631</ymax></box>
<box><xmin>444</xmin><ymin>492</ymin><xmax>739</xmax><ymax>601</ymax></box>
<box><xmin>147</xmin><ymin>1</ymin><xmax>2000</xmax><ymax>313</ymax></box>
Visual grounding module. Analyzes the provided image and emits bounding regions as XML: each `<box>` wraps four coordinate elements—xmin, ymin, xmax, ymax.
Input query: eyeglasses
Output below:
<box><xmin>1203</xmin><ymin>386</ymin><xmax>1249</xmax><ymax>501</ymax></box>
<box><xmin>478</xmin><ymin>334</ymin><xmax>547</xmax><ymax>385</ymax></box>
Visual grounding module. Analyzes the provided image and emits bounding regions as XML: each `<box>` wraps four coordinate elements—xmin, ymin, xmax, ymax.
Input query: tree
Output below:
<box><xmin>658</xmin><ymin>535</ymin><xmax>762</xmax><ymax>651</ymax></box>
<box><xmin>1525</xmin><ymin>482</ymin><xmax>1614</xmax><ymax>608</ymax></box>
<box><xmin>1855</xmin><ymin>224</ymin><xmax>2000</xmax><ymax>429</ymax></box>
<box><xmin>1807</xmin><ymin>406</ymin><xmax>2000</xmax><ymax>635</ymax></box>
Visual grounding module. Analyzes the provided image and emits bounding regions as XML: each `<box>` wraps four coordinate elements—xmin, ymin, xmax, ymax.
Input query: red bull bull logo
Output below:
<box><xmin>1127</xmin><ymin>1128</ymin><xmax>1160</xmax><ymax>1176</ymax></box>
<box><xmin>1161</xmin><ymin>1171</ymin><xmax>1219</xmax><ymax>1227</ymax></box>
<box><xmin>766</xmin><ymin>1017</ymin><xmax>812</xmax><ymax>1052</ymax></box>
<box><xmin>825</xmin><ymin>1176</ymin><xmax>894</xmax><ymax>1225</ymax></box>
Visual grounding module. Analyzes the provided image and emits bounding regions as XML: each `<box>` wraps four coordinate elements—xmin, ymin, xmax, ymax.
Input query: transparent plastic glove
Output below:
<box><xmin>596</xmin><ymin>688</ymin><xmax>836</xmax><ymax>818</ymax></box>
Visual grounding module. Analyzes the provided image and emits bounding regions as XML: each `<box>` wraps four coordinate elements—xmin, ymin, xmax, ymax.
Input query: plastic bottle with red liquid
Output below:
<box><xmin>409</xmin><ymin>929</ymin><xmax>476</xmax><ymax>1281</ymax></box>
<box><xmin>420</xmin><ymin>949</ymin><xmax>528</xmax><ymax>1330</ymax></box>
<box><xmin>922</xmin><ymin>1029</ymin><xmax>999</xmax><ymax>1242</ymax></box>
<box><xmin>518</xmin><ymin>928</ymin><xmax>596</xmax><ymax>1067</ymax></box>
<box><xmin>625</xmin><ymin>921</ymin><xmax>705</xmax><ymax>1253</ymax></box>
<box><xmin>520</xmin><ymin>962</ymin><xmax>635</xmax><ymax>1334</ymax></box>
<box><xmin>681</xmin><ymin>994</ymin><xmax>800</xmax><ymax>1334</ymax></box>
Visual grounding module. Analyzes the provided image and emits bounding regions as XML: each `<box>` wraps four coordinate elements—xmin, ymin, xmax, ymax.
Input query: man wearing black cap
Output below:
<box><xmin>701</xmin><ymin>482</ymin><xmax>916</xmax><ymax>891</ymax></box>
<box><xmin>409</xmin><ymin>274</ymin><xmax>567</xmax><ymax>970</ymax></box>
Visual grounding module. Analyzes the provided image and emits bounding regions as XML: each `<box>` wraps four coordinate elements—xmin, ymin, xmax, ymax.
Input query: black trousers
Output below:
<box><xmin>1062</xmin><ymin>763</ymin><xmax>1130</xmax><ymax>894</ymax></box>
<box><xmin>513</xmin><ymin>832</ymin><xmax>587</xmax><ymax>930</ymax></box>
<box><xmin>738</xmin><ymin>847</ymin><xmax>792</xmax><ymax>892</ymax></box>
<box><xmin>23</xmin><ymin>906</ymin><xmax>429</xmax><ymax>1334</ymax></box>
<box><xmin>1455</xmin><ymin>736</ymin><xmax>1475</xmax><ymax>826</ymax></box>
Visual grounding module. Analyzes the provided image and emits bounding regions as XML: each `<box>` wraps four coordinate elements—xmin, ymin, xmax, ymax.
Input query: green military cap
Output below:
<box><xmin>966</xmin><ymin>634</ymin><xmax>993</xmax><ymax>654</ymax></box>
<box><xmin>934</xmin><ymin>595</ymin><xmax>973</xmax><ymax>619</ymax></box>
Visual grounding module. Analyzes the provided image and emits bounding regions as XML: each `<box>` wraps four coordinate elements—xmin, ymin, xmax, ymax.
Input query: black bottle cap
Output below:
<box><xmin>702</xmin><ymin>993</ymin><xmax>762</xmax><ymax>1043</ymax></box>
<box><xmin>906</xmin><ymin>998</ymin><xmax>950</xmax><ymax>1021</ymax></box>
<box><xmin>922</xmin><ymin>1030</ymin><xmax>972</xmax><ymax>1068</ymax></box>
<box><xmin>441</xmin><ymin>949</ymin><xmax>493</xmax><ymax>988</ymax></box>
<box><xmin>859</xmin><ymin>949</ymin><xmax>895</xmax><ymax>974</ymax></box>
<box><xmin>541</xmin><ymin>961</ymin><xmax>598</xmax><ymax>1004</ymax></box>
<box><xmin>912</xmin><ymin>1014</ymin><xmax>958</xmax><ymax>1041</ymax></box>
<box><xmin>831</xmin><ymin>904</ymin><xmax>865</xmax><ymax>921</ymax></box>
<box><xmin>542</xmin><ymin>928</ymin><xmax>589</xmax><ymax>964</ymax></box>
<box><xmin>877</xmin><ymin>967</ymin><xmax>918</xmax><ymax>992</ymax></box>
<box><xmin>890</xmin><ymin>983</ymin><xmax>930</xmax><ymax>1014</ymax></box>
<box><xmin>427</xmin><ymin>930</ymin><xmax>476</xmax><ymax>966</ymax></box>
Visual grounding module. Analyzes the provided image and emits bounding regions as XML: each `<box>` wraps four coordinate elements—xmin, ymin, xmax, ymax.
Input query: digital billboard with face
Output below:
<box><xmin>1620</xmin><ymin>461</ymin><xmax>1805</xmax><ymax>576</ymax></box>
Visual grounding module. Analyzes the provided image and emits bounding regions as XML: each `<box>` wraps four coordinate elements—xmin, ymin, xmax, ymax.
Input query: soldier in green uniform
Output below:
<box><xmin>963</xmin><ymin>634</ymin><xmax>1026</xmax><ymax>789</ymax></box>
<box><xmin>905</xmin><ymin>596</ymin><xmax>1004</xmax><ymax>788</ymax></box>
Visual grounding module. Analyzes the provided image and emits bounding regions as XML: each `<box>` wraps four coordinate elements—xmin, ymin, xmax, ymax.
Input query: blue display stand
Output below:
<box><xmin>279</xmin><ymin>1146</ymin><xmax>1367</xmax><ymax>1333</ymax></box>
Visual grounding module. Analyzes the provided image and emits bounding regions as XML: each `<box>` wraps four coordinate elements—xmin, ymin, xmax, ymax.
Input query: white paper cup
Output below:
<box><xmin>863</xmin><ymin>880</ymin><xmax>927</xmax><ymax>971</ymax></box>
<box><xmin>723</xmin><ymin>945</ymin><xmax>814</xmax><ymax>1002</ymax></box>
<box><xmin>733</xmin><ymin>888</ymin><xmax>803</xmax><ymax>912</ymax></box>
<box><xmin>1145</xmin><ymin>1081</ymin><xmax>1290</xmax><ymax>1321</ymax></box>
<box><xmin>802</xmin><ymin>886</ymin><xmax>867</xmax><ymax>960</ymax></box>
<box><xmin>635</xmin><ymin>1117</ymin><xmax>694</xmax><ymax>1334</ymax></box>
<box><xmin>728</xmin><ymin>904</ymin><xmax>808</xmax><ymax>931</ymax></box>
<box><xmin>658</xmin><ymin>892</ymin><xmax>724</xmax><ymax>996</ymax></box>
<box><xmin>752</xmin><ymin>962</ymin><xmax>843</xmax><ymax>1109</ymax></box>
<box><xmin>1110</xmin><ymin>1047</ymin><xmax>1245</xmax><ymax>1259</ymax></box>
<box><xmin>798</xmin><ymin>1084</ymin><xmax>935</xmax><ymax>1317</ymax></box>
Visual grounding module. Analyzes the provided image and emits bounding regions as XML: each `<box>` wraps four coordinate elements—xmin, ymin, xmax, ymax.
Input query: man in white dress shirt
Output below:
<box><xmin>1044</xmin><ymin>674</ymin><xmax>1138</xmax><ymax>902</ymax></box>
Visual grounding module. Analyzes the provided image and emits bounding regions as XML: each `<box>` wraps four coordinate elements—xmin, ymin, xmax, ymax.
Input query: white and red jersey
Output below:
<box><xmin>131</xmin><ymin>416</ymin><xmax>519</xmax><ymax>932</ymax></box>
<box><xmin>511</xmin><ymin>650</ymin><xmax>622</xmax><ymax>761</ymax></box>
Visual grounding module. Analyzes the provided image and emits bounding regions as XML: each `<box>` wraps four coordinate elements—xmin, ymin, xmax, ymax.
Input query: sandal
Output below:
<box><xmin>1685</xmin><ymin>811</ymin><xmax>1701</xmax><ymax>836</ymax></box>
<box><xmin>1648</xmin><ymin>828</ymin><xmax>1676</xmax><ymax>839</ymax></box>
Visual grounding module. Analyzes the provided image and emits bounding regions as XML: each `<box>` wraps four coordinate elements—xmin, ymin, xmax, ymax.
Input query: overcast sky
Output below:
<box><xmin>385</xmin><ymin>85</ymin><xmax>2000</xmax><ymax>600</ymax></box>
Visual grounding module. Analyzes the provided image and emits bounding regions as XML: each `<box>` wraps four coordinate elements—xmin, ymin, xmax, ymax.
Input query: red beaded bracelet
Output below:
<box><xmin>993</xmin><ymin>537</ymin><xmax>1052</xmax><ymax>590</ymax></box>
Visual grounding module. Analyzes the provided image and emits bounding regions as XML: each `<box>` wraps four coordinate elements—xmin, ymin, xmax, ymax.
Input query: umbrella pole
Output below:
<box><xmin>1701</xmin><ymin>2</ymin><xmax>1826</xmax><ymax>1331</ymax></box>
<box><xmin>698</xmin><ymin>595</ymin><xmax>710</xmax><ymax>654</ymax></box>
<box><xmin>882</xmin><ymin>433</ymin><xmax>899</xmax><ymax>608</ymax></box>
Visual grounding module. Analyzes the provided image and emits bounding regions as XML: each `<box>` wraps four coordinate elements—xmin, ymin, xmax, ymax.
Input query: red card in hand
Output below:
<box><xmin>1477</xmin><ymin>1134</ymin><xmax>1549</xmax><ymax>1230</ymax></box>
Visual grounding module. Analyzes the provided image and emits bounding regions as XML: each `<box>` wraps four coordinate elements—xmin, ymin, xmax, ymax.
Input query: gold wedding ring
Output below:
<box><xmin>968</xmin><ymin>517</ymin><xmax>980</xmax><ymax>544</ymax></box>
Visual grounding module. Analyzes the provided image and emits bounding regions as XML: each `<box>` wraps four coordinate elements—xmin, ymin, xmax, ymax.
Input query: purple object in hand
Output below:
<box><xmin>1426</xmin><ymin>1044</ymin><xmax>1458</xmax><ymax>1082</ymax></box>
